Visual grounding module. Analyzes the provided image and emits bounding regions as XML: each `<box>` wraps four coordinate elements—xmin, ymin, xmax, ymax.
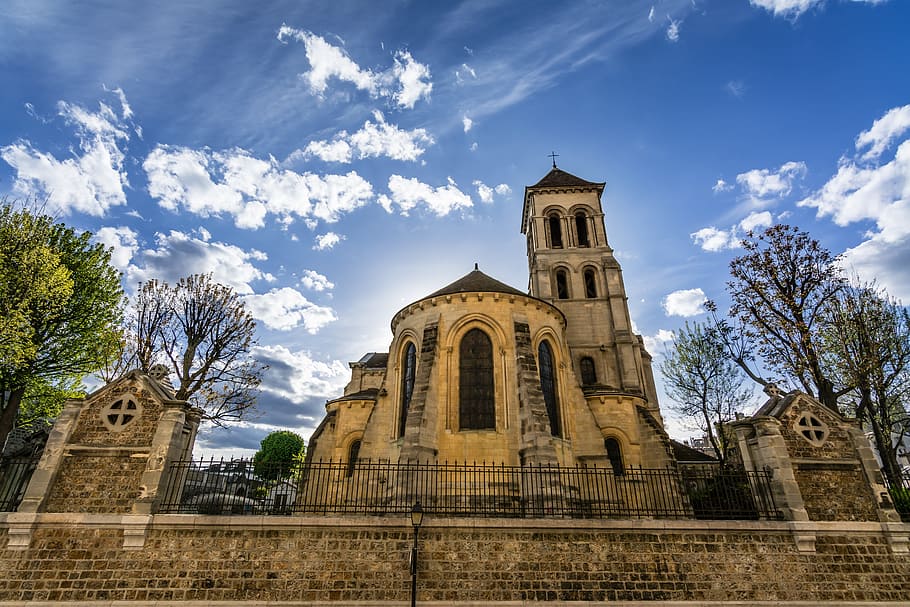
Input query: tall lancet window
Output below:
<box><xmin>575</xmin><ymin>212</ymin><xmax>590</xmax><ymax>247</ymax></box>
<box><xmin>583</xmin><ymin>268</ymin><xmax>597</xmax><ymax>298</ymax></box>
<box><xmin>555</xmin><ymin>270</ymin><xmax>570</xmax><ymax>300</ymax></box>
<box><xmin>459</xmin><ymin>328</ymin><xmax>495</xmax><ymax>430</ymax></box>
<box><xmin>605</xmin><ymin>438</ymin><xmax>624</xmax><ymax>475</ymax></box>
<box><xmin>398</xmin><ymin>342</ymin><xmax>417</xmax><ymax>438</ymax></box>
<box><xmin>538</xmin><ymin>340</ymin><xmax>561</xmax><ymax>437</ymax></box>
<box><xmin>548</xmin><ymin>213</ymin><xmax>563</xmax><ymax>248</ymax></box>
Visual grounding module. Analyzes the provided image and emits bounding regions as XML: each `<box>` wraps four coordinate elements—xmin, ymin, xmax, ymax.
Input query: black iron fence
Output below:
<box><xmin>884</xmin><ymin>472</ymin><xmax>910</xmax><ymax>522</ymax></box>
<box><xmin>0</xmin><ymin>456</ymin><xmax>39</xmax><ymax>512</ymax></box>
<box><xmin>158</xmin><ymin>458</ymin><xmax>782</xmax><ymax>520</ymax></box>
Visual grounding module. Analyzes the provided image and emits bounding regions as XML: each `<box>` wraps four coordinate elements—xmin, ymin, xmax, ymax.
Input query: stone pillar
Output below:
<box><xmin>733</xmin><ymin>416</ymin><xmax>808</xmax><ymax>523</ymax></box>
<box><xmin>400</xmin><ymin>320</ymin><xmax>440</xmax><ymax>463</ymax></box>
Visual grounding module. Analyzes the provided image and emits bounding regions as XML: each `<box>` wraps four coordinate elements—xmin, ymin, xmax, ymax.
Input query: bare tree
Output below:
<box><xmin>659</xmin><ymin>321</ymin><xmax>754</xmax><ymax>467</ymax></box>
<box><xmin>823</xmin><ymin>283</ymin><xmax>910</xmax><ymax>486</ymax></box>
<box><xmin>113</xmin><ymin>274</ymin><xmax>266</xmax><ymax>425</ymax></box>
<box><xmin>724</xmin><ymin>224</ymin><xmax>849</xmax><ymax>412</ymax></box>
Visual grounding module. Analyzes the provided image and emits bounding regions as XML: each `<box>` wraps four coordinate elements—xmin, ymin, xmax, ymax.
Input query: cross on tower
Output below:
<box><xmin>548</xmin><ymin>151</ymin><xmax>559</xmax><ymax>168</ymax></box>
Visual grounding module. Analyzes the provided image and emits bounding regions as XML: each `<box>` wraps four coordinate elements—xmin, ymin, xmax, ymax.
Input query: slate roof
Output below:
<box><xmin>529</xmin><ymin>167</ymin><xmax>605</xmax><ymax>190</ymax></box>
<box><xmin>327</xmin><ymin>388</ymin><xmax>380</xmax><ymax>404</ymax></box>
<box><xmin>356</xmin><ymin>352</ymin><xmax>389</xmax><ymax>368</ymax></box>
<box><xmin>424</xmin><ymin>267</ymin><xmax>527</xmax><ymax>299</ymax></box>
<box><xmin>669</xmin><ymin>439</ymin><xmax>717</xmax><ymax>463</ymax></box>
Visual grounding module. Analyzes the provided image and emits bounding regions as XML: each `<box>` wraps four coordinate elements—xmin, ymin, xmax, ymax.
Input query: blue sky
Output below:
<box><xmin>2</xmin><ymin>0</ymin><xmax>908</xmax><ymax>456</ymax></box>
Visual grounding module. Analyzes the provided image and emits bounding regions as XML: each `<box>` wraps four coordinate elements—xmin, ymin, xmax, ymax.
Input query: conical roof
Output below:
<box><xmin>424</xmin><ymin>266</ymin><xmax>527</xmax><ymax>299</ymax></box>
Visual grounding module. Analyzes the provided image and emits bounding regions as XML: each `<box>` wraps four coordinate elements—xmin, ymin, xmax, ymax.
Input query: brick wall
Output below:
<box><xmin>1</xmin><ymin>515</ymin><xmax>908</xmax><ymax>604</ymax></box>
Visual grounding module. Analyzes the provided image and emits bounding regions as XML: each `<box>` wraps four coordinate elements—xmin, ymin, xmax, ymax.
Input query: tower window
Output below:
<box><xmin>538</xmin><ymin>340</ymin><xmax>561</xmax><ymax>437</ymax></box>
<box><xmin>583</xmin><ymin>268</ymin><xmax>597</xmax><ymax>298</ymax></box>
<box><xmin>459</xmin><ymin>328</ymin><xmax>495</xmax><ymax>430</ymax></box>
<box><xmin>346</xmin><ymin>440</ymin><xmax>362</xmax><ymax>477</ymax></box>
<box><xmin>548</xmin><ymin>214</ymin><xmax>563</xmax><ymax>249</ymax></box>
<box><xmin>398</xmin><ymin>342</ymin><xmax>417</xmax><ymax>438</ymax></box>
<box><xmin>605</xmin><ymin>438</ymin><xmax>624</xmax><ymax>475</ymax></box>
<box><xmin>555</xmin><ymin>270</ymin><xmax>569</xmax><ymax>300</ymax></box>
<box><xmin>575</xmin><ymin>213</ymin><xmax>589</xmax><ymax>247</ymax></box>
<box><xmin>580</xmin><ymin>356</ymin><xmax>597</xmax><ymax>385</ymax></box>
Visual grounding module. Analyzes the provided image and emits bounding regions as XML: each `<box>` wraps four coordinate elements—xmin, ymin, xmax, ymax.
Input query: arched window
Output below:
<box><xmin>398</xmin><ymin>342</ymin><xmax>417</xmax><ymax>438</ymax></box>
<box><xmin>459</xmin><ymin>329</ymin><xmax>495</xmax><ymax>430</ymax></box>
<box><xmin>575</xmin><ymin>212</ymin><xmax>589</xmax><ymax>247</ymax></box>
<box><xmin>548</xmin><ymin>214</ymin><xmax>563</xmax><ymax>248</ymax></box>
<box><xmin>583</xmin><ymin>268</ymin><xmax>597</xmax><ymax>298</ymax></box>
<box><xmin>580</xmin><ymin>356</ymin><xmax>597</xmax><ymax>385</ymax></box>
<box><xmin>605</xmin><ymin>438</ymin><xmax>624</xmax><ymax>475</ymax></box>
<box><xmin>346</xmin><ymin>440</ymin><xmax>361</xmax><ymax>477</ymax></box>
<box><xmin>538</xmin><ymin>340</ymin><xmax>561</xmax><ymax>437</ymax></box>
<box><xmin>555</xmin><ymin>269</ymin><xmax>569</xmax><ymax>300</ymax></box>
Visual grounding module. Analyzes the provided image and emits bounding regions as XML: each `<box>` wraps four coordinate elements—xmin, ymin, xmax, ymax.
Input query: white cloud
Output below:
<box><xmin>313</xmin><ymin>232</ymin><xmax>344</xmax><ymax>251</ymax></box>
<box><xmin>799</xmin><ymin>104</ymin><xmax>910</xmax><ymax>301</ymax></box>
<box><xmin>738</xmin><ymin>210</ymin><xmax>773</xmax><ymax>233</ymax></box>
<box><xmin>128</xmin><ymin>230</ymin><xmax>272</xmax><ymax>294</ymax></box>
<box><xmin>143</xmin><ymin>145</ymin><xmax>374</xmax><ymax>228</ymax></box>
<box><xmin>735</xmin><ymin>160</ymin><xmax>807</xmax><ymax>203</ymax></box>
<box><xmin>390</xmin><ymin>50</ymin><xmax>433</xmax><ymax>109</ymax></box>
<box><xmin>749</xmin><ymin>0</ymin><xmax>885</xmax><ymax>19</ymax></box>
<box><xmin>855</xmin><ymin>104</ymin><xmax>910</xmax><ymax>162</ymax></box>
<box><xmin>472</xmin><ymin>180</ymin><xmax>512</xmax><ymax>204</ymax></box>
<box><xmin>93</xmin><ymin>226</ymin><xmax>138</xmax><ymax>271</ymax></box>
<box><xmin>462</xmin><ymin>115</ymin><xmax>473</xmax><ymax>133</ymax></box>
<box><xmin>666</xmin><ymin>17</ymin><xmax>681</xmax><ymax>42</ymax></box>
<box><xmin>1</xmin><ymin>95</ymin><xmax>132</xmax><ymax>216</ymax></box>
<box><xmin>277</xmin><ymin>26</ymin><xmax>432</xmax><ymax>109</ymax></box>
<box><xmin>379</xmin><ymin>175</ymin><xmax>473</xmax><ymax>216</ymax></box>
<box><xmin>643</xmin><ymin>328</ymin><xmax>674</xmax><ymax>355</ymax></box>
<box><xmin>662</xmin><ymin>288</ymin><xmax>707</xmax><ymax>317</ymax></box>
<box><xmin>691</xmin><ymin>226</ymin><xmax>738</xmax><ymax>252</ymax></box>
<box><xmin>712</xmin><ymin>178</ymin><xmax>733</xmax><ymax>193</ymax></box>
<box><xmin>301</xmin><ymin>111</ymin><xmax>433</xmax><ymax>163</ymax></box>
<box><xmin>252</xmin><ymin>344</ymin><xmax>349</xmax><ymax>404</ymax></box>
<box><xmin>244</xmin><ymin>287</ymin><xmax>337</xmax><ymax>332</ymax></box>
<box><xmin>470</xmin><ymin>142</ymin><xmax>478</xmax><ymax>152</ymax></box>
<box><xmin>648</xmin><ymin>6</ymin><xmax>656</xmax><ymax>22</ymax></box>
<box><xmin>300</xmin><ymin>269</ymin><xmax>334</xmax><ymax>291</ymax></box>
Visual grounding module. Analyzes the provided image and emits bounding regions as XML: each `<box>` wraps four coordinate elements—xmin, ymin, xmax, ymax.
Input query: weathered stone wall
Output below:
<box><xmin>69</xmin><ymin>383</ymin><xmax>163</xmax><ymax>447</ymax></box>
<box><xmin>1</xmin><ymin>515</ymin><xmax>908</xmax><ymax>604</ymax></box>
<box><xmin>794</xmin><ymin>464</ymin><xmax>878</xmax><ymax>521</ymax></box>
<box><xmin>42</xmin><ymin>454</ymin><xmax>145</xmax><ymax>514</ymax></box>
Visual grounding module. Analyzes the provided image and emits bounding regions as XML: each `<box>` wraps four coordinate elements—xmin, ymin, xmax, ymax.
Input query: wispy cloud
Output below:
<box><xmin>749</xmin><ymin>0</ymin><xmax>886</xmax><ymax>20</ymax></box>
<box><xmin>244</xmin><ymin>287</ymin><xmax>337</xmax><ymax>333</ymax></box>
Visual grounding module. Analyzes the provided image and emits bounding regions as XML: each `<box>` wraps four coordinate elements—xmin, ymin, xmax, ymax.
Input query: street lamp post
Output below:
<box><xmin>409</xmin><ymin>501</ymin><xmax>424</xmax><ymax>607</ymax></box>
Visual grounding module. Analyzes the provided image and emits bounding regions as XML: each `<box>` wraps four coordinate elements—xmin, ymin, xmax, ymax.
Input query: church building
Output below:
<box><xmin>307</xmin><ymin>165</ymin><xmax>675</xmax><ymax>471</ymax></box>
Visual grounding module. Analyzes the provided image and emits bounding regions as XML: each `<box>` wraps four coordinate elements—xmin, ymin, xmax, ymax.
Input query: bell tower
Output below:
<box><xmin>521</xmin><ymin>163</ymin><xmax>661</xmax><ymax>419</ymax></box>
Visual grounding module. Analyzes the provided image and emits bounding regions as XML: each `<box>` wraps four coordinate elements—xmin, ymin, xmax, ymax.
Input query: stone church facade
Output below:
<box><xmin>309</xmin><ymin>167</ymin><xmax>673</xmax><ymax>473</ymax></box>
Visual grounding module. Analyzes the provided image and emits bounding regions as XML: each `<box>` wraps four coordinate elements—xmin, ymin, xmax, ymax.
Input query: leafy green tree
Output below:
<box><xmin>0</xmin><ymin>201</ymin><xmax>123</xmax><ymax>449</ymax></box>
<box><xmin>659</xmin><ymin>321</ymin><xmax>753</xmax><ymax>467</ymax></box>
<box><xmin>823</xmin><ymin>283</ymin><xmax>910</xmax><ymax>486</ymax></box>
<box><xmin>253</xmin><ymin>430</ymin><xmax>306</xmax><ymax>480</ymax></box>
<box><xmin>722</xmin><ymin>224</ymin><xmax>849</xmax><ymax>412</ymax></box>
<box><xmin>105</xmin><ymin>274</ymin><xmax>266</xmax><ymax>425</ymax></box>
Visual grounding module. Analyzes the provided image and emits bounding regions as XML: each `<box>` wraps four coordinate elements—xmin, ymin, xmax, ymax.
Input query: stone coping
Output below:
<box><xmin>2</xmin><ymin>511</ymin><xmax>907</xmax><ymax>535</ymax></box>
<box><xmin>0</xmin><ymin>601</ymin><xmax>908</xmax><ymax>606</ymax></box>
